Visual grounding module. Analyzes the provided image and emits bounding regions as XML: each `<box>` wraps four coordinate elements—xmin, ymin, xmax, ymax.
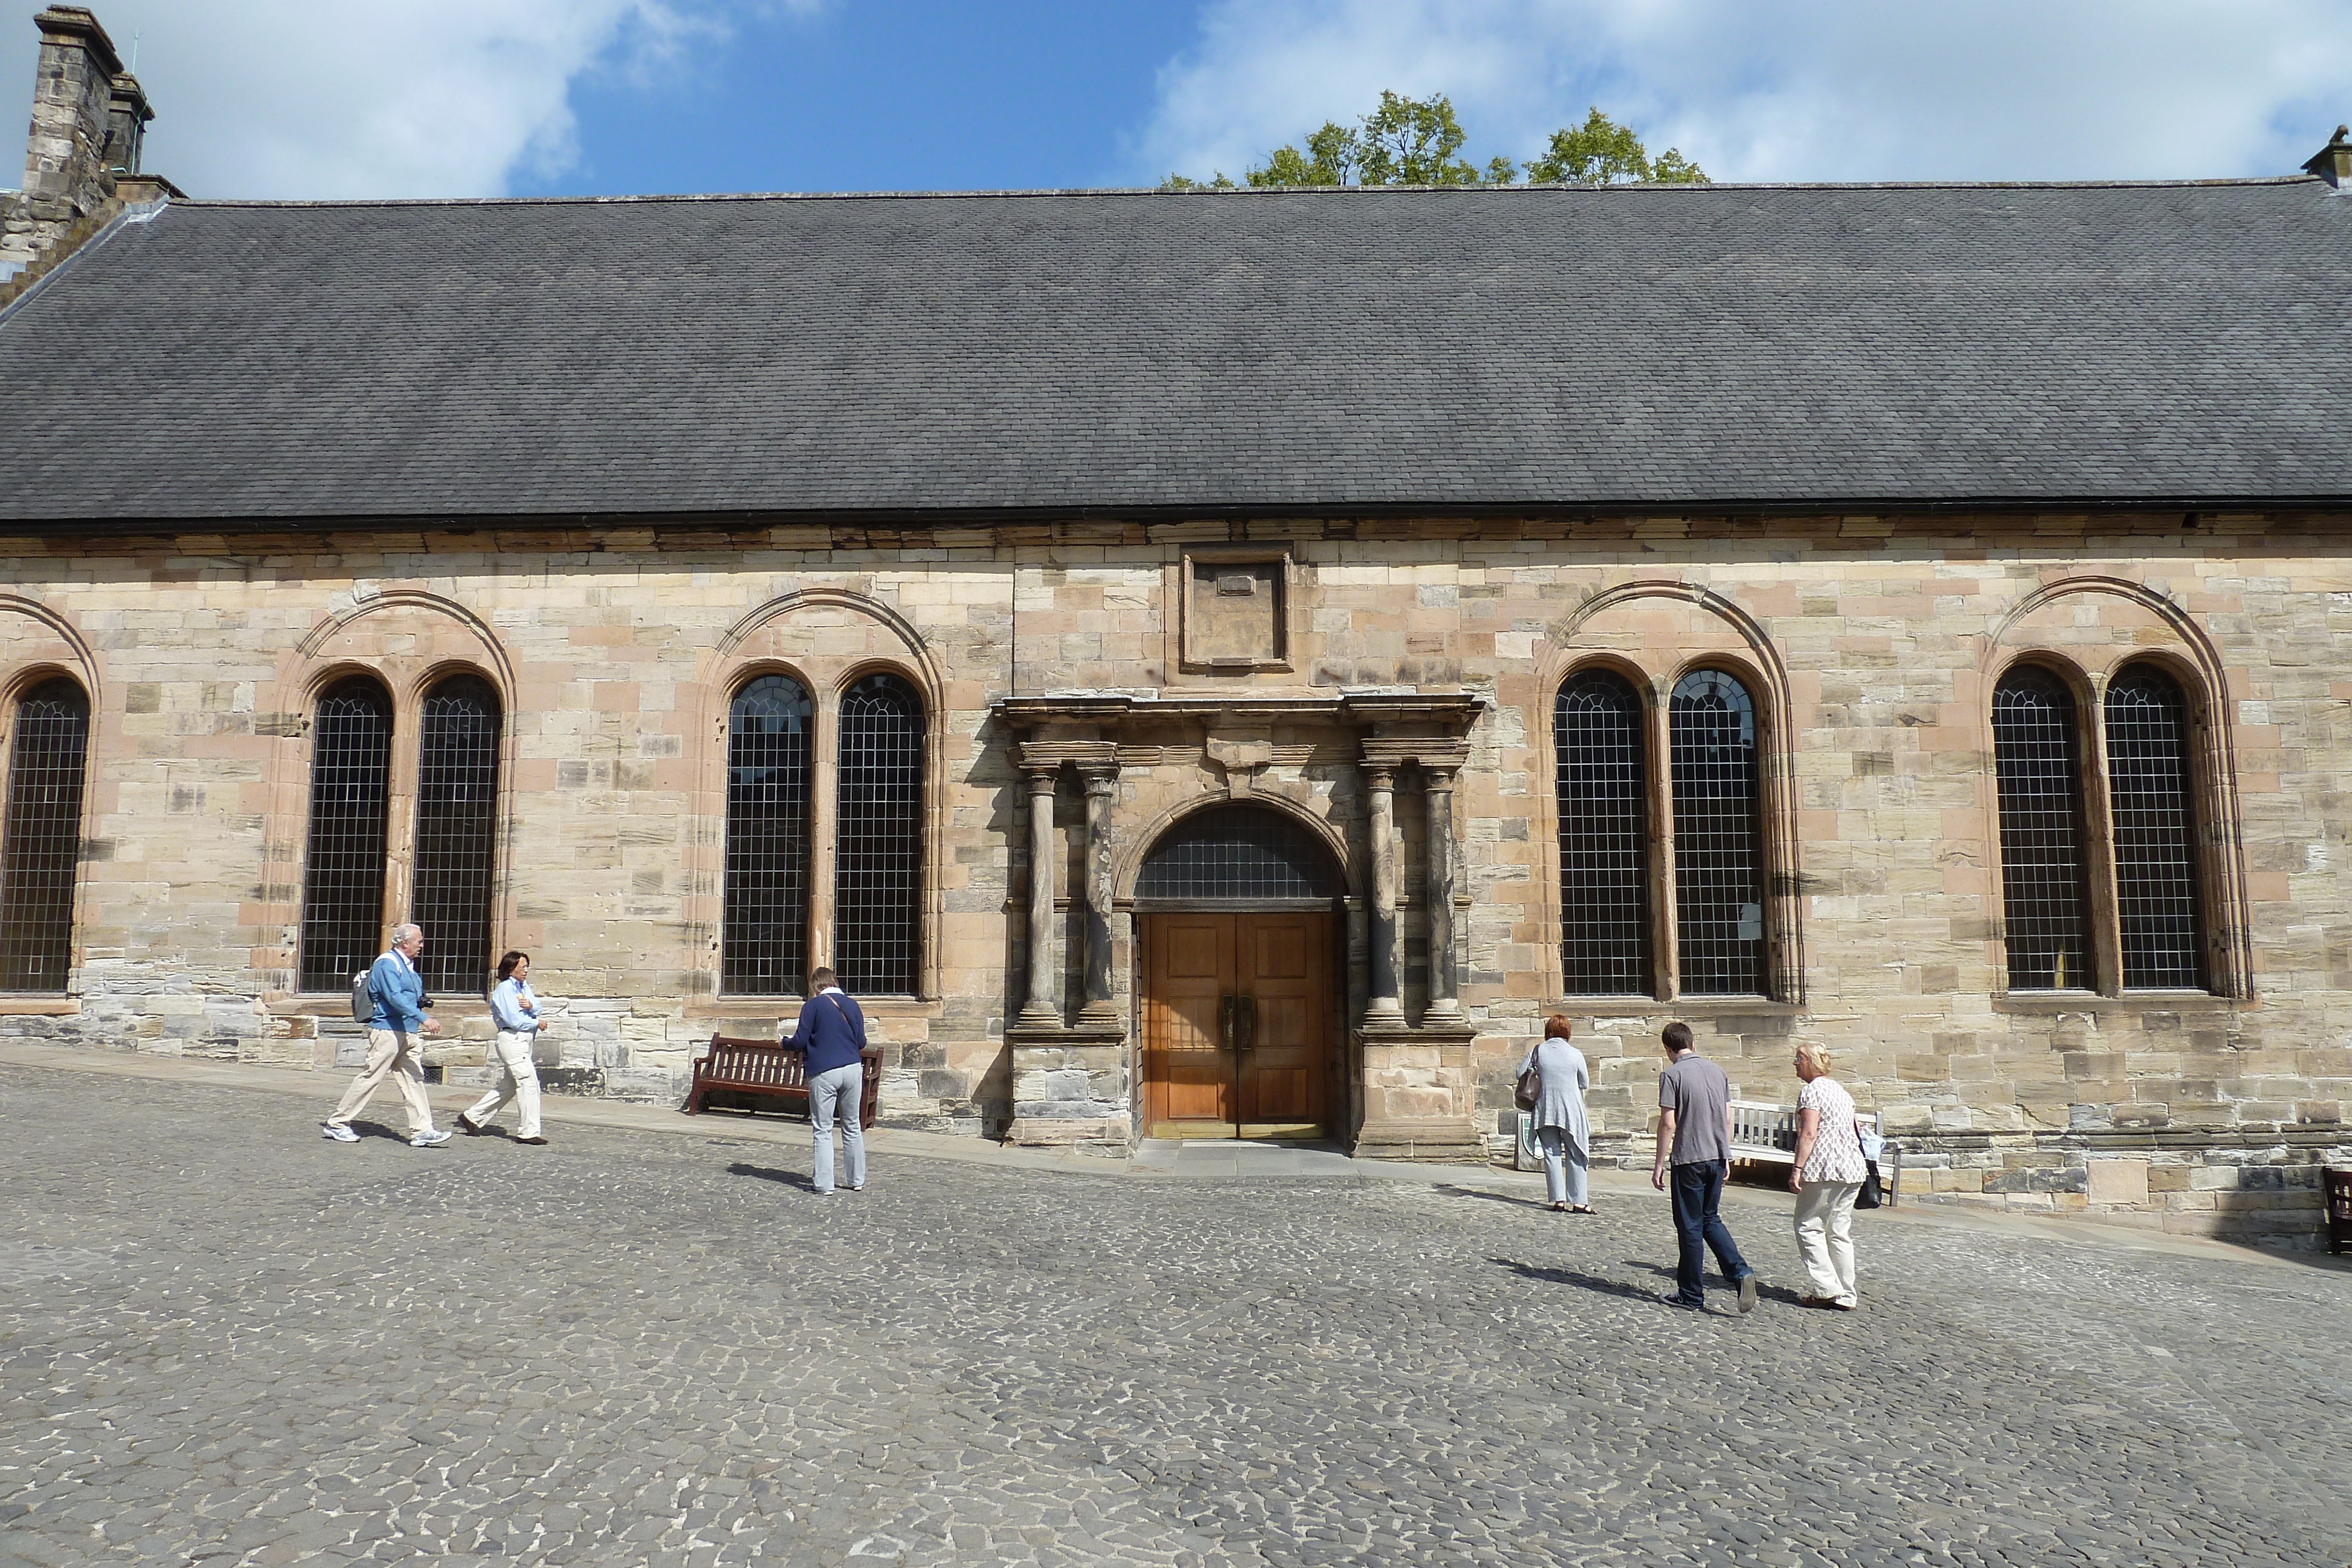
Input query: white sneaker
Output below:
<box><xmin>321</xmin><ymin>1123</ymin><xmax>359</xmax><ymax>1143</ymax></box>
<box><xmin>409</xmin><ymin>1128</ymin><xmax>453</xmax><ymax>1148</ymax></box>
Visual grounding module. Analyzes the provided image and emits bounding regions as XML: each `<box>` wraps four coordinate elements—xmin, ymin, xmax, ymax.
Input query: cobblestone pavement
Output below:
<box><xmin>4</xmin><ymin>1062</ymin><xmax>2350</xmax><ymax>1568</ymax></box>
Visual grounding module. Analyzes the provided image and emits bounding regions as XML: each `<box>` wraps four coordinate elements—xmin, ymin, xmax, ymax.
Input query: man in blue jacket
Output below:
<box><xmin>321</xmin><ymin>922</ymin><xmax>452</xmax><ymax>1148</ymax></box>
<box><xmin>781</xmin><ymin>965</ymin><xmax>867</xmax><ymax>1195</ymax></box>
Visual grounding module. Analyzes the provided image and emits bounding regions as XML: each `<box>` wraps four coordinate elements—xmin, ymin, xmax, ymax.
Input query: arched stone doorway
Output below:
<box><xmin>1132</xmin><ymin>804</ymin><xmax>1345</xmax><ymax>1139</ymax></box>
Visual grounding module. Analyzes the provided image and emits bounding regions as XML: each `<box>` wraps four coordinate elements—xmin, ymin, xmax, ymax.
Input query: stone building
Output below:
<box><xmin>4</xmin><ymin>9</ymin><xmax>2351</xmax><ymax>1241</ymax></box>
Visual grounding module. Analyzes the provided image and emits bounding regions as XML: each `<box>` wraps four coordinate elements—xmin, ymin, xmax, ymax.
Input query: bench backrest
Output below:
<box><xmin>705</xmin><ymin>1034</ymin><xmax>808</xmax><ymax>1089</ymax></box>
<box><xmin>1727</xmin><ymin>1098</ymin><xmax>1880</xmax><ymax>1157</ymax></box>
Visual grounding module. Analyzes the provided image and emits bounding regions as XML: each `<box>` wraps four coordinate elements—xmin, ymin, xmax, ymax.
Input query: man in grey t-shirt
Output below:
<box><xmin>1652</xmin><ymin>1022</ymin><xmax>1757</xmax><ymax>1312</ymax></box>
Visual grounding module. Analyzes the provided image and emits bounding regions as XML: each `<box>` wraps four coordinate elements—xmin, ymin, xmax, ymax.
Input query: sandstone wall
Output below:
<box><xmin>2</xmin><ymin>509</ymin><xmax>2347</xmax><ymax>1241</ymax></box>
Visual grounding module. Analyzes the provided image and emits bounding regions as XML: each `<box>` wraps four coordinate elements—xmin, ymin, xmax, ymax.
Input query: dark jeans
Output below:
<box><xmin>1670</xmin><ymin>1159</ymin><xmax>1752</xmax><ymax>1305</ymax></box>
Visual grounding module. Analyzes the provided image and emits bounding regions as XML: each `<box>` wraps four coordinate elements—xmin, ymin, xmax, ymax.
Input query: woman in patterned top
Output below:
<box><xmin>1788</xmin><ymin>1041</ymin><xmax>1867</xmax><ymax>1310</ymax></box>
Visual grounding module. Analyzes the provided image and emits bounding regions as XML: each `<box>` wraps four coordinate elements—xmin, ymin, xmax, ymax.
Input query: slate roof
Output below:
<box><xmin>1</xmin><ymin>179</ymin><xmax>2348</xmax><ymax>524</ymax></box>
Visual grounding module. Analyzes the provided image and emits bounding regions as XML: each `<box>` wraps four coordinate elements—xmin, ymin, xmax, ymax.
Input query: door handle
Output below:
<box><xmin>1220</xmin><ymin>994</ymin><xmax>1237</xmax><ymax>1053</ymax></box>
<box><xmin>1235</xmin><ymin>994</ymin><xmax>1255</xmax><ymax>1055</ymax></box>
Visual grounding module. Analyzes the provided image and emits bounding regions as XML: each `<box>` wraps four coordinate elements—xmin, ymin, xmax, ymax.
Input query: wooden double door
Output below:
<box><xmin>1142</xmin><ymin>911</ymin><xmax>1334</xmax><ymax>1139</ymax></box>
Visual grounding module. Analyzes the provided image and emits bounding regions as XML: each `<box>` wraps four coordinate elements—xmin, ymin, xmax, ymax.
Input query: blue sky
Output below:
<box><xmin>5</xmin><ymin>1</ymin><xmax>2350</xmax><ymax>201</ymax></box>
<box><xmin>533</xmin><ymin>3</ymin><xmax>1202</xmax><ymax>196</ymax></box>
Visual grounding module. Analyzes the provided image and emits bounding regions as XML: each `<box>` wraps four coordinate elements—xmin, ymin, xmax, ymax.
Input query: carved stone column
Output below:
<box><xmin>1363</xmin><ymin>762</ymin><xmax>1403</xmax><ymax>1018</ymax></box>
<box><xmin>1017</xmin><ymin>760</ymin><xmax>1060</xmax><ymax>1026</ymax></box>
<box><xmin>1078</xmin><ymin>760</ymin><xmax>1120</xmax><ymax>1024</ymax></box>
<box><xmin>1421</xmin><ymin>755</ymin><xmax>1463</xmax><ymax>1019</ymax></box>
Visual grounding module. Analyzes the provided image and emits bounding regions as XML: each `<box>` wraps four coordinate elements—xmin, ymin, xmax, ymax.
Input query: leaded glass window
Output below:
<box><xmin>1556</xmin><ymin>668</ymin><xmax>1651</xmax><ymax>994</ymax></box>
<box><xmin>299</xmin><ymin>677</ymin><xmax>393</xmax><ymax>992</ymax></box>
<box><xmin>1135</xmin><ymin>804</ymin><xmax>1342</xmax><ymax>904</ymax></box>
<box><xmin>723</xmin><ymin>674</ymin><xmax>813</xmax><ymax>995</ymax></box>
<box><xmin>1992</xmin><ymin>666</ymin><xmax>2094</xmax><ymax>991</ymax></box>
<box><xmin>415</xmin><ymin>675</ymin><xmax>501</xmax><ymax>994</ymax></box>
<box><xmin>1669</xmin><ymin>669</ymin><xmax>1764</xmax><ymax>995</ymax></box>
<box><xmin>0</xmin><ymin>677</ymin><xmax>91</xmax><ymax>992</ymax></box>
<box><xmin>2106</xmin><ymin>666</ymin><xmax>2204</xmax><ymax>989</ymax></box>
<box><xmin>836</xmin><ymin>673</ymin><xmax>924</xmax><ymax>994</ymax></box>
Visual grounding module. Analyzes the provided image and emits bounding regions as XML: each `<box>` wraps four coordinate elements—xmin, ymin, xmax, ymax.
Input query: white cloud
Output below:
<box><xmin>0</xmin><ymin>0</ymin><xmax>781</xmax><ymax>199</ymax></box>
<box><xmin>1135</xmin><ymin>0</ymin><xmax>2352</xmax><ymax>185</ymax></box>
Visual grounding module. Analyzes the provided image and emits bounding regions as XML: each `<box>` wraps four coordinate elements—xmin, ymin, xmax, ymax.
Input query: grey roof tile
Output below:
<box><xmin>0</xmin><ymin>179</ymin><xmax>2347</xmax><ymax>523</ymax></box>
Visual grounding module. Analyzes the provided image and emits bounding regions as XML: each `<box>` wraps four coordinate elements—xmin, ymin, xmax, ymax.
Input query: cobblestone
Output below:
<box><xmin>1</xmin><ymin>1063</ymin><xmax>2348</xmax><ymax>1567</ymax></box>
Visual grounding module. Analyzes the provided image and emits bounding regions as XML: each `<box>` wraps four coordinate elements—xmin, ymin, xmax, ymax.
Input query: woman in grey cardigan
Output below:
<box><xmin>1522</xmin><ymin>1014</ymin><xmax>1593</xmax><ymax>1213</ymax></box>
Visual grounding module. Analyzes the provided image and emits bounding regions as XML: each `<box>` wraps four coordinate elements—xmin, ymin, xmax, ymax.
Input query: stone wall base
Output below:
<box><xmin>1559</xmin><ymin>1131</ymin><xmax>2350</xmax><ymax>1249</ymax></box>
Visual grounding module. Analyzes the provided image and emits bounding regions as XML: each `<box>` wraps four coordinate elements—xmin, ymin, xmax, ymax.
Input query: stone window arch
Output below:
<box><xmin>1541</xmin><ymin>583</ymin><xmax>1803</xmax><ymax>1004</ymax></box>
<box><xmin>1983</xmin><ymin>577</ymin><xmax>2246</xmax><ymax>997</ymax></box>
<box><xmin>0</xmin><ymin>674</ymin><xmax>93</xmax><ymax>993</ymax></box>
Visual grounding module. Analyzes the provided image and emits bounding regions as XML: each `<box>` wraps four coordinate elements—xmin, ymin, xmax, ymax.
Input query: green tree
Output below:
<box><xmin>1526</xmin><ymin>106</ymin><xmax>1707</xmax><ymax>185</ymax></box>
<box><xmin>1162</xmin><ymin>94</ymin><xmax>1706</xmax><ymax>190</ymax></box>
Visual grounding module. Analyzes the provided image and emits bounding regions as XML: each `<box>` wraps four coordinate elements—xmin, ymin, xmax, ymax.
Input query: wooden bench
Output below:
<box><xmin>1728</xmin><ymin>1098</ymin><xmax>1899</xmax><ymax>1205</ymax></box>
<box><xmin>684</xmin><ymin>1035</ymin><xmax>881</xmax><ymax>1129</ymax></box>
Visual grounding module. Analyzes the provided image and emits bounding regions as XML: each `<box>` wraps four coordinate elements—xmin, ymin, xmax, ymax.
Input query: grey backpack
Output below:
<box><xmin>349</xmin><ymin>968</ymin><xmax>373</xmax><ymax>1022</ymax></box>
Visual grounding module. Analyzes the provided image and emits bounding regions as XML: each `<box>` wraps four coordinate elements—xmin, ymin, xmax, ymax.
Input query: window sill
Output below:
<box><xmin>0</xmin><ymin>995</ymin><xmax>80</xmax><ymax>1015</ymax></box>
<box><xmin>1548</xmin><ymin>996</ymin><xmax>1802</xmax><ymax>1019</ymax></box>
<box><xmin>1991</xmin><ymin>989</ymin><xmax>2240</xmax><ymax>1015</ymax></box>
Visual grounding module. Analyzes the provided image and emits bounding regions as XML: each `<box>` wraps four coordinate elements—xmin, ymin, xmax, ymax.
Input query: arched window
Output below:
<box><xmin>724</xmin><ymin>674</ymin><xmax>814</xmax><ymax>995</ymax></box>
<box><xmin>1555</xmin><ymin>667</ymin><xmax>1651</xmax><ymax>995</ymax></box>
<box><xmin>1670</xmin><ymin>669</ymin><xmax>1763</xmax><ymax>995</ymax></box>
<box><xmin>835</xmin><ymin>673</ymin><xmax>924</xmax><ymax>994</ymax></box>
<box><xmin>2106</xmin><ymin>665</ymin><xmax>2204</xmax><ymax>989</ymax></box>
<box><xmin>0</xmin><ymin>677</ymin><xmax>91</xmax><ymax>992</ymax></box>
<box><xmin>414</xmin><ymin>674</ymin><xmax>502</xmax><ymax>994</ymax></box>
<box><xmin>1135</xmin><ymin>803</ymin><xmax>1342</xmax><ymax>904</ymax></box>
<box><xmin>1992</xmin><ymin>666</ymin><xmax>2093</xmax><ymax>990</ymax></box>
<box><xmin>299</xmin><ymin>676</ymin><xmax>394</xmax><ymax>992</ymax></box>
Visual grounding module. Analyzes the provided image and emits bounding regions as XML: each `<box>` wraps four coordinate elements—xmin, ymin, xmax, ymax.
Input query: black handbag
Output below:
<box><xmin>1856</xmin><ymin>1159</ymin><xmax>1884</xmax><ymax>1209</ymax></box>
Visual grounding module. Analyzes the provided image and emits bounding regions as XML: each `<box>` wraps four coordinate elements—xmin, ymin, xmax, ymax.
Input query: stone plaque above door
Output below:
<box><xmin>1180</xmin><ymin>550</ymin><xmax>1290</xmax><ymax>673</ymax></box>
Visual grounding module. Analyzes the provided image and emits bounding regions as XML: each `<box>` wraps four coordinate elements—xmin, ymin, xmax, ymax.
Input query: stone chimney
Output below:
<box><xmin>2</xmin><ymin>6</ymin><xmax>164</xmax><ymax>286</ymax></box>
<box><xmin>2306</xmin><ymin>125</ymin><xmax>2352</xmax><ymax>190</ymax></box>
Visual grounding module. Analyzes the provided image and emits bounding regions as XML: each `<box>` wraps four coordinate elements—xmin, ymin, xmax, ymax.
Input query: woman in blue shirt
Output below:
<box><xmin>460</xmin><ymin>951</ymin><xmax>549</xmax><ymax>1144</ymax></box>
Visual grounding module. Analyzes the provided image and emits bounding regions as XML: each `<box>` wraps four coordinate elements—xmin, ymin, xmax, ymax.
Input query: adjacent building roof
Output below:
<box><xmin>1</xmin><ymin>178</ymin><xmax>2348</xmax><ymax>524</ymax></box>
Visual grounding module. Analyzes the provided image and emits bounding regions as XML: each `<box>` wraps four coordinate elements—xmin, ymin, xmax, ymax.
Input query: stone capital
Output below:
<box><xmin>1018</xmin><ymin>738</ymin><xmax>1117</xmax><ymax>773</ymax></box>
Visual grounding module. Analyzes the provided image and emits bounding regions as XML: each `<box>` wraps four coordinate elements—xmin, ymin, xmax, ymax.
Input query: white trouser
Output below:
<box><xmin>465</xmin><ymin>1029</ymin><xmax>542</xmax><ymax>1139</ymax></box>
<box><xmin>1793</xmin><ymin>1178</ymin><xmax>1863</xmax><ymax>1306</ymax></box>
<box><xmin>1538</xmin><ymin>1126</ymin><xmax>1588</xmax><ymax>1206</ymax></box>
<box><xmin>326</xmin><ymin>1028</ymin><xmax>435</xmax><ymax>1137</ymax></box>
<box><xmin>808</xmin><ymin>1062</ymin><xmax>866</xmax><ymax>1193</ymax></box>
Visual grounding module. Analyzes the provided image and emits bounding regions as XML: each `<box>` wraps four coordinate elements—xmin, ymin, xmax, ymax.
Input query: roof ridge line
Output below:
<box><xmin>169</xmin><ymin>175</ymin><xmax>2329</xmax><ymax>210</ymax></box>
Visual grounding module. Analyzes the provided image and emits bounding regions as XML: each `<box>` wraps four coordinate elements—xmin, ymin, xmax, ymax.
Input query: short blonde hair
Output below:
<box><xmin>1794</xmin><ymin>1041</ymin><xmax>1834</xmax><ymax>1075</ymax></box>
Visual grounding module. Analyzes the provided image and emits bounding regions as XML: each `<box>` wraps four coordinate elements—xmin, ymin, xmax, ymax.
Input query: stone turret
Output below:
<box><xmin>2</xmin><ymin>6</ymin><xmax>171</xmax><ymax>287</ymax></box>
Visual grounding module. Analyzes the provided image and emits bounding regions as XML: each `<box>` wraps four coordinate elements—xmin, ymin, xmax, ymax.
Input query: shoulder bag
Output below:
<box><xmin>1514</xmin><ymin>1048</ymin><xmax>1543</xmax><ymax>1114</ymax></box>
<box><xmin>1854</xmin><ymin>1117</ymin><xmax>1883</xmax><ymax>1208</ymax></box>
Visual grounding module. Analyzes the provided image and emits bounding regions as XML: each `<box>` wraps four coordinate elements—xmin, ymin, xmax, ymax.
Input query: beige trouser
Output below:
<box><xmin>326</xmin><ymin>1028</ymin><xmax>434</xmax><ymax>1137</ymax></box>
<box><xmin>1793</xmin><ymin>1178</ymin><xmax>1863</xmax><ymax>1306</ymax></box>
<box><xmin>465</xmin><ymin>1029</ymin><xmax>542</xmax><ymax>1138</ymax></box>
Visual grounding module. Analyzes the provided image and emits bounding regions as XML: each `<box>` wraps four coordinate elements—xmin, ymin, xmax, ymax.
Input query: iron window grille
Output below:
<box><xmin>413</xmin><ymin>675</ymin><xmax>502</xmax><ymax>995</ymax></box>
<box><xmin>0</xmin><ymin>677</ymin><xmax>91</xmax><ymax>992</ymax></box>
<box><xmin>1555</xmin><ymin>668</ymin><xmax>1652</xmax><ymax>994</ymax></box>
<box><xmin>1669</xmin><ymin>669</ymin><xmax>1765</xmax><ymax>995</ymax></box>
<box><xmin>1990</xmin><ymin>667</ymin><xmax>2095</xmax><ymax>991</ymax></box>
<box><xmin>723</xmin><ymin>674</ymin><xmax>814</xmax><ymax>995</ymax></box>
<box><xmin>1134</xmin><ymin>803</ymin><xmax>1341</xmax><ymax>904</ymax></box>
<box><xmin>298</xmin><ymin>677</ymin><xmax>394</xmax><ymax>992</ymax></box>
<box><xmin>2106</xmin><ymin>666</ymin><xmax>2205</xmax><ymax>989</ymax></box>
<box><xmin>835</xmin><ymin>673</ymin><xmax>924</xmax><ymax>994</ymax></box>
